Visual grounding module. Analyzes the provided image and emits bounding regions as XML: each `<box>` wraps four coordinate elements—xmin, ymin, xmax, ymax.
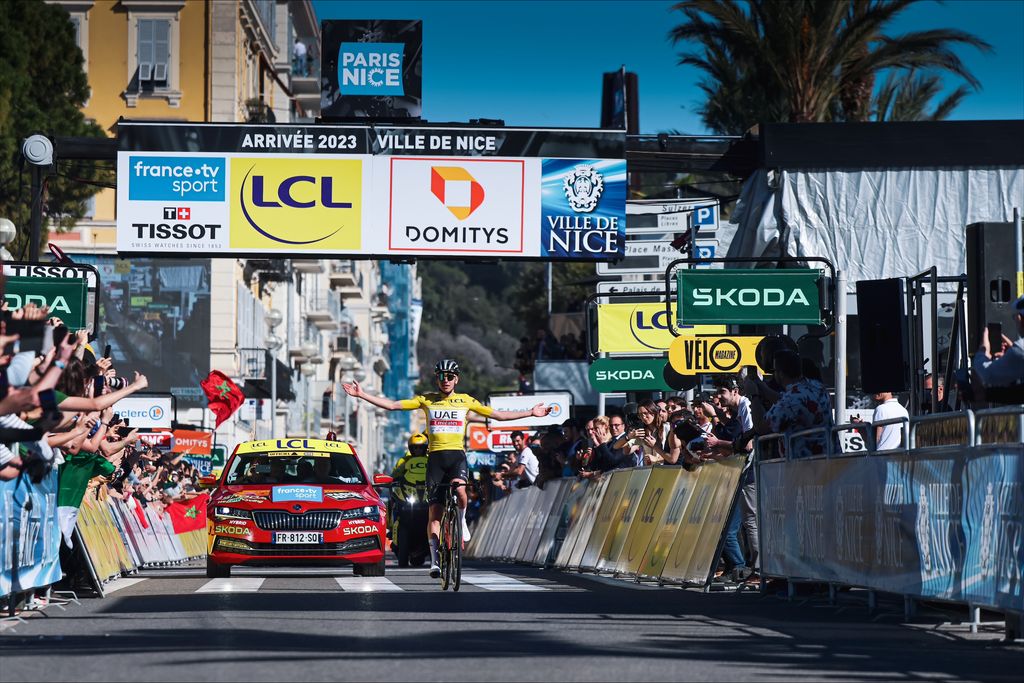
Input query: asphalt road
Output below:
<box><xmin>1</xmin><ymin>561</ymin><xmax>1019</xmax><ymax>682</ymax></box>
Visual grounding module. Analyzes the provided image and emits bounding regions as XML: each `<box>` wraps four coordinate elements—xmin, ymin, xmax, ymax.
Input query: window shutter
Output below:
<box><xmin>153</xmin><ymin>20</ymin><xmax>170</xmax><ymax>84</ymax></box>
<box><xmin>138</xmin><ymin>19</ymin><xmax>154</xmax><ymax>81</ymax></box>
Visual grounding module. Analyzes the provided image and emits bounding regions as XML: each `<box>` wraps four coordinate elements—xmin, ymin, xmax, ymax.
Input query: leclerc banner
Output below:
<box><xmin>116</xmin><ymin>122</ymin><xmax>626</xmax><ymax>261</ymax></box>
<box><xmin>676</xmin><ymin>269</ymin><xmax>823</xmax><ymax>325</ymax></box>
<box><xmin>596</xmin><ymin>302</ymin><xmax>725</xmax><ymax>354</ymax></box>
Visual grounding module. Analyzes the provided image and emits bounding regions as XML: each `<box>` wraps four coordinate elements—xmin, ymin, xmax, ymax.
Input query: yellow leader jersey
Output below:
<box><xmin>397</xmin><ymin>392</ymin><xmax>494</xmax><ymax>452</ymax></box>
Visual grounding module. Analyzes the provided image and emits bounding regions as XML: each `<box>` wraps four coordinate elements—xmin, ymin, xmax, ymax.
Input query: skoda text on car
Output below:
<box><xmin>203</xmin><ymin>438</ymin><xmax>391</xmax><ymax>578</ymax></box>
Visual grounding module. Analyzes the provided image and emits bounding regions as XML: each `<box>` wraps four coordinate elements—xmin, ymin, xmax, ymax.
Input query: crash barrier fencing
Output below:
<box><xmin>757</xmin><ymin>405</ymin><xmax>1024</xmax><ymax>625</ymax></box>
<box><xmin>0</xmin><ymin>470</ymin><xmax>61</xmax><ymax>600</ymax></box>
<box><xmin>76</xmin><ymin>493</ymin><xmax>206</xmax><ymax>594</ymax></box>
<box><xmin>467</xmin><ymin>457</ymin><xmax>746</xmax><ymax>586</ymax></box>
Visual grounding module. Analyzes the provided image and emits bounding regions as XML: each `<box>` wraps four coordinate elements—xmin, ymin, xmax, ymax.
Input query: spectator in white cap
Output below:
<box><xmin>974</xmin><ymin>295</ymin><xmax>1024</xmax><ymax>389</ymax></box>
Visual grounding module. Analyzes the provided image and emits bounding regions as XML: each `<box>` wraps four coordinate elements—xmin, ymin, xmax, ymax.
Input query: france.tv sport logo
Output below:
<box><xmin>129</xmin><ymin>157</ymin><xmax>225</xmax><ymax>202</ymax></box>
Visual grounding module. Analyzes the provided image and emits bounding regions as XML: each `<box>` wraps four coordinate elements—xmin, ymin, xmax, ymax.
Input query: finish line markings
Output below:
<box><xmin>196</xmin><ymin>578</ymin><xmax>265</xmax><ymax>593</ymax></box>
<box><xmin>334</xmin><ymin>577</ymin><xmax>405</xmax><ymax>592</ymax></box>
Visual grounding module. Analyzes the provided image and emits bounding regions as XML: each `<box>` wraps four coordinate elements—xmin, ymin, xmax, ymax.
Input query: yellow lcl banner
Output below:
<box><xmin>668</xmin><ymin>335</ymin><xmax>764</xmax><ymax>374</ymax></box>
<box><xmin>596</xmin><ymin>303</ymin><xmax>725</xmax><ymax>354</ymax></box>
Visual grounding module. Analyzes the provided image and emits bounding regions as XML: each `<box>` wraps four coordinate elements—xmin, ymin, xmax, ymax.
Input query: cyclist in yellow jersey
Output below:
<box><xmin>342</xmin><ymin>358</ymin><xmax>551</xmax><ymax>577</ymax></box>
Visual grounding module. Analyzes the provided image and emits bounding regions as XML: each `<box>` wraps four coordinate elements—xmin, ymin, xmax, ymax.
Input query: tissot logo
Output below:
<box><xmin>163</xmin><ymin>207</ymin><xmax>191</xmax><ymax>220</ymax></box>
<box><xmin>389</xmin><ymin>157</ymin><xmax>525</xmax><ymax>254</ymax></box>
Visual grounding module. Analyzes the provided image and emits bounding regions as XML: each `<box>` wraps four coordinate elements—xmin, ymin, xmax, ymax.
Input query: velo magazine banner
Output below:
<box><xmin>116</xmin><ymin>122</ymin><xmax>626</xmax><ymax>262</ymax></box>
<box><xmin>758</xmin><ymin>445</ymin><xmax>1024</xmax><ymax>612</ymax></box>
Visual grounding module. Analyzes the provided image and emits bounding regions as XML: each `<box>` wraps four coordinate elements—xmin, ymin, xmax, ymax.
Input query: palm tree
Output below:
<box><xmin>669</xmin><ymin>0</ymin><xmax>991</xmax><ymax>134</ymax></box>
<box><xmin>872</xmin><ymin>69</ymin><xmax>972</xmax><ymax>120</ymax></box>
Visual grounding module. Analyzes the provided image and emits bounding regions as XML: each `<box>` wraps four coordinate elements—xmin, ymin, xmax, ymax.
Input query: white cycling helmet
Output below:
<box><xmin>434</xmin><ymin>359</ymin><xmax>460</xmax><ymax>376</ymax></box>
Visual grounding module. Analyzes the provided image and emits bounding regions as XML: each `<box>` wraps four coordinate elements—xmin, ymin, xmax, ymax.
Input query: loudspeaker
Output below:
<box><xmin>966</xmin><ymin>222</ymin><xmax>1020</xmax><ymax>350</ymax></box>
<box><xmin>856</xmin><ymin>278</ymin><xmax>908</xmax><ymax>393</ymax></box>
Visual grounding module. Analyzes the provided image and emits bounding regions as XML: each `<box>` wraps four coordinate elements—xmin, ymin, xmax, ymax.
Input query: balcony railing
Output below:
<box><xmin>305</xmin><ymin>292</ymin><xmax>341</xmax><ymax>329</ymax></box>
<box><xmin>239</xmin><ymin>348</ymin><xmax>268</xmax><ymax>380</ymax></box>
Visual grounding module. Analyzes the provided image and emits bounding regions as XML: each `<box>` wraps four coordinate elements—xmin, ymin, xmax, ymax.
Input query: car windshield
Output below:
<box><xmin>224</xmin><ymin>451</ymin><xmax>365</xmax><ymax>485</ymax></box>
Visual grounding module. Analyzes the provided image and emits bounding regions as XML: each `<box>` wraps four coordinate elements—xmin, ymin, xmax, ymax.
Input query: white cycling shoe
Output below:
<box><xmin>429</xmin><ymin>563</ymin><xmax>441</xmax><ymax>579</ymax></box>
<box><xmin>462</xmin><ymin>519</ymin><xmax>472</xmax><ymax>544</ymax></box>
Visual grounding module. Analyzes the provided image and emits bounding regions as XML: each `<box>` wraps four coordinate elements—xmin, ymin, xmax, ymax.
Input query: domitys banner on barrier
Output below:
<box><xmin>758</xmin><ymin>444</ymin><xmax>1024</xmax><ymax>613</ymax></box>
<box><xmin>116</xmin><ymin>122</ymin><xmax>626</xmax><ymax>262</ymax></box>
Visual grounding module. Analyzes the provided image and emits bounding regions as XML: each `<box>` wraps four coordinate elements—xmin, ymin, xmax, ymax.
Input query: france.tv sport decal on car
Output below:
<box><xmin>541</xmin><ymin>159</ymin><xmax>626</xmax><ymax>259</ymax></box>
<box><xmin>271</xmin><ymin>486</ymin><xmax>324</xmax><ymax>503</ymax></box>
<box><xmin>230</xmin><ymin>157</ymin><xmax>363</xmax><ymax>250</ymax></box>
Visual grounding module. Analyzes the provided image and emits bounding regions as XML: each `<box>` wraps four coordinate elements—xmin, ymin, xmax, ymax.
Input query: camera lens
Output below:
<box><xmin>106</xmin><ymin>376</ymin><xmax>129</xmax><ymax>390</ymax></box>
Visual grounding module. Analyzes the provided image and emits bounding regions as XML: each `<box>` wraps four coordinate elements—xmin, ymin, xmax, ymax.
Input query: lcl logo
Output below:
<box><xmin>233</xmin><ymin>158</ymin><xmax>362</xmax><ymax>247</ymax></box>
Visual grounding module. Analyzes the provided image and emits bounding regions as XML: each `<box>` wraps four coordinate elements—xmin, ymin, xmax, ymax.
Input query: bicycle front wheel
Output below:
<box><xmin>440</xmin><ymin>511</ymin><xmax>452</xmax><ymax>591</ymax></box>
<box><xmin>452</xmin><ymin>509</ymin><xmax>462</xmax><ymax>592</ymax></box>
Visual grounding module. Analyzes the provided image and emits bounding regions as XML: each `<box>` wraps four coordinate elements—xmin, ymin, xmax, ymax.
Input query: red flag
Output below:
<box><xmin>132</xmin><ymin>500</ymin><xmax>149</xmax><ymax>529</ymax></box>
<box><xmin>201</xmin><ymin>371</ymin><xmax>244</xmax><ymax>428</ymax></box>
<box><xmin>166</xmin><ymin>494</ymin><xmax>208</xmax><ymax>534</ymax></box>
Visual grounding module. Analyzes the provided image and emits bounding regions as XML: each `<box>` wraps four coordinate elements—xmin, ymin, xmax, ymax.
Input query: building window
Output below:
<box><xmin>137</xmin><ymin>18</ymin><xmax>171</xmax><ymax>92</ymax></box>
<box><xmin>123</xmin><ymin>1</ymin><xmax>184</xmax><ymax>108</ymax></box>
<box><xmin>83</xmin><ymin>195</ymin><xmax>96</xmax><ymax>219</ymax></box>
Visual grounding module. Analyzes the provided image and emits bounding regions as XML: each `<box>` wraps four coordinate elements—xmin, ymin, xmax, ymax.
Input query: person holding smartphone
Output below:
<box><xmin>974</xmin><ymin>296</ymin><xmax>1024</xmax><ymax>391</ymax></box>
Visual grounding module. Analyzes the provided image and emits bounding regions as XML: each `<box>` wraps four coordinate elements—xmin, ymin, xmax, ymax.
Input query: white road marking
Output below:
<box><xmin>195</xmin><ymin>578</ymin><xmax>265</xmax><ymax>593</ymax></box>
<box><xmin>461</xmin><ymin>571</ymin><xmax>548</xmax><ymax>591</ymax></box>
<box><xmin>103</xmin><ymin>577</ymin><xmax>148</xmax><ymax>594</ymax></box>
<box><xmin>334</xmin><ymin>576</ymin><xmax>405</xmax><ymax>592</ymax></box>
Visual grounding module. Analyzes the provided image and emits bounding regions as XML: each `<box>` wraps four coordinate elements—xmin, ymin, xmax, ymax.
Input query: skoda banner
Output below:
<box><xmin>3</xmin><ymin>276</ymin><xmax>88</xmax><ymax>330</ymax></box>
<box><xmin>676</xmin><ymin>269</ymin><xmax>823</xmax><ymax>325</ymax></box>
<box><xmin>596</xmin><ymin>302</ymin><xmax>724</xmax><ymax>354</ymax></box>
<box><xmin>668</xmin><ymin>336</ymin><xmax>764</xmax><ymax>374</ymax></box>
<box><xmin>116</xmin><ymin>122</ymin><xmax>626</xmax><ymax>262</ymax></box>
<box><xmin>588</xmin><ymin>358</ymin><xmax>672</xmax><ymax>391</ymax></box>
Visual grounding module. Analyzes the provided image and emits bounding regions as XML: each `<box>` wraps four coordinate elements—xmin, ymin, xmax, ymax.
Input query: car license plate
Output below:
<box><xmin>272</xmin><ymin>532</ymin><xmax>324</xmax><ymax>544</ymax></box>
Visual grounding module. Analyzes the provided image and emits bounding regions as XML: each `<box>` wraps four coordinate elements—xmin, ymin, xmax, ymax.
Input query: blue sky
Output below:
<box><xmin>312</xmin><ymin>0</ymin><xmax>1024</xmax><ymax>134</ymax></box>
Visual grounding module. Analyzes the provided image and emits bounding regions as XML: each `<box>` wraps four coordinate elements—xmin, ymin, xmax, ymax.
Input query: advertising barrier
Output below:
<box><xmin>116</xmin><ymin>122</ymin><xmax>626</xmax><ymax>261</ymax></box>
<box><xmin>468</xmin><ymin>459</ymin><xmax>744</xmax><ymax>587</ymax></box>
<box><xmin>0</xmin><ymin>470</ymin><xmax>61</xmax><ymax>599</ymax></box>
<box><xmin>758</xmin><ymin>443</ymin><xmax>1024</xmax><ymax>614</ymax></box>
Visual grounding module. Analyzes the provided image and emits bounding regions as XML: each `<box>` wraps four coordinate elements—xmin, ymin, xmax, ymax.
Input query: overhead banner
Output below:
<box><xmin>486</xmin><ymin>392</ymin><xmax>572</xmax><ymax>429</ymax></box>
<box><xmin>588</xmin><ymin>357</ymin><xmax>672</xmax><ymax>391</ymax></box>
<box><xmin>668</xmin><ymin>335</ymin><xmax>765</xmax><ymax>374</ymax></box>
<box><xmin>676</xmin><ymin>268</ymin><xmax>823</xmax><ymax>325</ymax></box>
<box><xmin>3</xmin><ymin>276</ymin><xmax>88</xmax><ymax>330</ymax></box>
<box><xmin>321</xmin><ymin>19</ymin><xmax>423</xmax><ymax>120</ymax></box>
<box><xmin>596</xmin><ymin>302</ymin><xmax>725</xmax><ymax>354</ymax></box>
<box><xmin>116</xmin><ymin>122</ymin><xmax>626</xmax><ymax>261</ymax></box>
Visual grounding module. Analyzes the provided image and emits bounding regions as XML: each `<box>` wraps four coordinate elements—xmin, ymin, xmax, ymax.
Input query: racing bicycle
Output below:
<box><xmin>437</xmin><ymin>481</ymin><xmax>464</xmax><ymax>591</ymax></box>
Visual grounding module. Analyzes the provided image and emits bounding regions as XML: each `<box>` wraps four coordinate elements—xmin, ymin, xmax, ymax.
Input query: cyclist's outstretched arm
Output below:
<box><xmin>341</xmin><ymin>380</ymin><xmax>405</xmax><ymax>411</ymax></box>
<box><xmin>488</xmin><ymin>403</ymin><xmax>552</xmax><ymax>421</ymax></box>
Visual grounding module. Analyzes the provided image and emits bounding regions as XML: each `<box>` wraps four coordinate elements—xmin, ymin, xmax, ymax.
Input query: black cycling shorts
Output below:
<box><xmin>426</xmin><ymin>450</ymin><xmax>468</xmax><ymax>504</ymax></box>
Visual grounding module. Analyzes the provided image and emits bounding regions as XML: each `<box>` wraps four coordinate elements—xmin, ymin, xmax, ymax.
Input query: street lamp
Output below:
<box><xmin>266</xmin><ymin>309</ymin><xmax>282</xmax><ymax>438</ymax></box>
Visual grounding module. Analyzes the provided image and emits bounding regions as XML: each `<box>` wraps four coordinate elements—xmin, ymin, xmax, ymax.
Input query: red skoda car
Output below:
<box><xmin>203</xmin><ymin>438</ymin><xmax>391</xmax><ymax>578</ymax></box>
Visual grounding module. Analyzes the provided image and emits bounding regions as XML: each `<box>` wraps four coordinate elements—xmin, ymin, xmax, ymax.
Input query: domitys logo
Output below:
<box><xmin>430</xmin><ymin>167</ymin><xmax>484</xmax><ymax>219</ymax></box>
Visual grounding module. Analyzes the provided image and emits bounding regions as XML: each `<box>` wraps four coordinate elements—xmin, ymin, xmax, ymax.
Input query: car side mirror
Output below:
<box><xmin>197</xmin><ymin>475</ymin><xmax>218</xmax><ymax>489</ymax></box>
<box><xmin>372</xmin><ymin>474</ymin><xmax>393</xmax><ymax>487</ymax></box>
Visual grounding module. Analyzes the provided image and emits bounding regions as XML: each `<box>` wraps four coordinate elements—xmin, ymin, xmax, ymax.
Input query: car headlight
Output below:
<box><xmin>341</xmin><ymin>505</ymin><xmax>380</xmax><ymax>522</ymax></box>
<box><xmin>214</xmin><ymin>506</ymin><xmax>252</xmax><ymax>520</ymax></box>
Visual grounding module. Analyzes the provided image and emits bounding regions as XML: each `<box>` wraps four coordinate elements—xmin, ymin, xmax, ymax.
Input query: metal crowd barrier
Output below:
<box><xmin>756</xmin><ymin>405</ymin><xmax>1024</xmax><ymax>640</ymax></box>
<box><xmin>467</xmin><ymin>458</ymin><xmax>747</xmax><ymax>589</ymax></box>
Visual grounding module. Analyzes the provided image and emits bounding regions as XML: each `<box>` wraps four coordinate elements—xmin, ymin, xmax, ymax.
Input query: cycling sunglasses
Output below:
<box><xmin>435</xmin><ymin>372</ymin><xmax>458</xmax><ymax>381</ymax></box>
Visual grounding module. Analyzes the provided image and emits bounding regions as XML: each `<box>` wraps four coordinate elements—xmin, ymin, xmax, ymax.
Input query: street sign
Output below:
<box><xmin>487</xmin><ymin>392</ymin><xmax>572</xmax><ymax>429</ymax></box>
<box><xmin>596</xmin><ymin>302</ymin><xmax>725</xmax><ymax>354</ymax></box>
<box><xmin>211</xmin><ymin>444</ymin><xmax>228</xmax><ymax>468</ymax></box>
<box><xmin>625</xmin><ymin>199</ymin><xmax>719</xmax><ymax>235</ymax></box>
<box><xmin>588</xmin><ymin>358</ymin><xmax>672</xmax><ymax>391</ymax></box>
<box><xmin>596</xmin><ymin>280</ymin><xmax>673</xmax><ymax>296</ymax></box>
<box><xmin>3</xmin><ymin>276</ymin><xmax>89</xmax><ymax>329</ymax></box>
<box><xmin>668</xmin><ymin>336</ymin><xmax>764</xmax><ymax>374</ymax></box>
<box><xmin>596</xmin><ymin>239</ymin><xmax>718</xmax><ymax>276</ymax></box>
<box><xmin>676</xmin><ymin>268</ymin><xmax>823</xmax><ymax>325</ymax></box>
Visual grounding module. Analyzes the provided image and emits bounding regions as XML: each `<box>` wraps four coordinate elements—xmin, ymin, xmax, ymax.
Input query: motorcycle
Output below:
<box><xmin>387</xmin><ymin>483</ymin><xmax>429</xmax><ymax>568</ymax></box>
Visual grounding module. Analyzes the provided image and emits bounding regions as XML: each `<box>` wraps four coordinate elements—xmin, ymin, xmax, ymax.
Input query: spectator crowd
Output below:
<box><xmin>2</xmin><ymin>301</ymin><xmax>203</xmax><ymax>608</ymax></box>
